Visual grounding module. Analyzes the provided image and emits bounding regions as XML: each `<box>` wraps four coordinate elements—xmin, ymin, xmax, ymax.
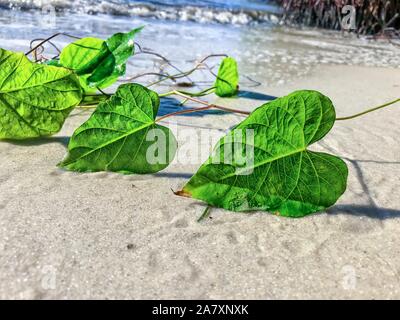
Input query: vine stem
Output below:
<box><xmin>79</xmin><ymin>93</ymin><xmax>109</xmax><ymax>107</ymax></box>
<box><xmin>161</xmin><ymin>87</ymin><xmax>216</xmax><ymax>98</ymax></box>
<box><xmin>158</xmin><ymin>90</ymin><xmax>250</xmax><ymax>115</ymax></box>
<box><xmin>78</xmin><ymin>93</ymin><xmax>400</xmax><ymax>122</ymax></box>
<box><xmin>25</xmin><ymin>32</ymin><xmax>81</xmax><ymax>56</ymax></box>
<box><xmin>336</xmin><ymin>98</ymin><xmax>400</xmax><ymax>121</ymax></box>
<box><xmin>136</xmin><ymin>49</ymin><xmax>193</xmax><ymax>84</ymax></box>
<box><xmin>146</xmin><ymin>66</ymin><xmax>200</xmax><ymax>87</ymax></box>
<box><xmin>197</xmin><ymin>206</ymin><xmax>212</xmax><ymax>222</ymax></box>
<box><xmin>145</xmin><ymin>54</ymin><xmax>228</xmax><ymax>87</ymax></box>
<box><xmin>155</xmin><ymin>105</ymin><xmax>213</xmax><ymax>123</ymax></box>
<box><xmin>77</xmin><ymin>105</ymin><xmax>98</xmax><ymax>109</ymax></box>
<box><xmin>157</xmin><ymin>94</ymin><xmax>400</xmax><ymax>122</ymax></box>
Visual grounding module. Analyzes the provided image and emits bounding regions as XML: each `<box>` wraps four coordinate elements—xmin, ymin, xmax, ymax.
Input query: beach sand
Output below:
<box><xmin>0</xmin><ymin>64</ymin><xmax>400</xmax><ymax>299</ymax></box>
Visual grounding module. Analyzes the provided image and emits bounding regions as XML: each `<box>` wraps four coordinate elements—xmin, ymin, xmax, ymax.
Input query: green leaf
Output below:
<box><xmin>178</xmin><ymin>90</ymin><xmax>348</xmax><ymax>218</ymax></box>
<box><xmin>59</xmin><ymin>83</ymin><xmax>177</xmax><ymax>174</ymax></box>
<box><xmin>59</xmin><ymin>37</ymin><xmax>106</xmax><ymax>75</ymax></box>
<box><xmin>0</xmin><ymin>48</ymin><xmax>82</xmax><ymax>140</ymax></box>
<box><xmin>43</xmin><ymin>59</ymin><xmax>62</xmax><ymax>67</ymax></box>
<box><xmin>59</xmin><ymin>37</ymin><xmax>110</xmax><ymax>93</ymax></box>
<box><xmin>87</xmin><ymin>27</ymin><xmax>143</xmax><ymax>86</ymax></box>
<box><xmin>59</xmin><ymin>27</ymin><xmax>143</xmax><ymax>91</ymax></box>
<box><xmin>214</xmin><ymin>57</ymin><xmax>239</xmax><ymax>97</ymax></box>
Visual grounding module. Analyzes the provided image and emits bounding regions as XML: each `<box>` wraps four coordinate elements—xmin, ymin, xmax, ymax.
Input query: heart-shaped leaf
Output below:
<box><xmin>59</xmin><ymin>27</ymin><xmax>143</xmax><ymax>91</ymax></box>
<box><xmin>178</xmin><ymin>90</ymin><xmax>348</xmax><ymax>217</ymax></box>
<box><xmin>59</xmin><ymin>83</ymin><xmax>177</xmax><ymax>174</ymax></box>
<box><xmin>214</xmin><ymin>57</ymin><xmax>239</xmax><ymax>97</ymax></box>
<box><xmin>0</xmin><ymin>48</ymin><xmax>82</xmax><ymax>140</ymax></box>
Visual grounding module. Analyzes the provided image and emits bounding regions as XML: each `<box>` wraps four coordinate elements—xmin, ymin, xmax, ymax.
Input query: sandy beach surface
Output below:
<box><xmin>1</xmin><ymin>62</ymin><xmax>400</xmax><ymax>299</ymax></box>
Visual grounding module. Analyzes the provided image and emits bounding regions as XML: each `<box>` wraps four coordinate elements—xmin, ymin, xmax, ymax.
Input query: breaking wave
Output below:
<box><xmin>0</xmin><ymin>0</ymin><xmax>282</xmax><ymax>25</ymax></box>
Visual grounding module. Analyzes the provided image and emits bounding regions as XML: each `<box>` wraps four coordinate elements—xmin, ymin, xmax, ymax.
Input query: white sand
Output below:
<box><xmin>1</xmin><ymin>65</ymin><xmax>400</xmax><ymax>299</ymax></box>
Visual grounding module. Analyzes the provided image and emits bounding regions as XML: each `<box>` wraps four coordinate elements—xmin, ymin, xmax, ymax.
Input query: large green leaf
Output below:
<box><xmin>178</xmin><ymin>90</ymin><xmax>348</xmax><ymax>217</ymax></box>
<box><xmin>214</xmin><ymin>57</ymin><xmax>239</xmax><ymax>97</ymax></box>
<box><xmin>0</xmin><ymin>48</ymin><xmax>82</xmax><ymax>140</ymax></box>
<box><xmin>59</xmin><ymin>83</ymin><xmax>177</xmax><ymax>174</ymax></box>
<box><xmin>59</xmin><ymin>27</ymin><xmax>143</xmax><ymax>91</ymax></box>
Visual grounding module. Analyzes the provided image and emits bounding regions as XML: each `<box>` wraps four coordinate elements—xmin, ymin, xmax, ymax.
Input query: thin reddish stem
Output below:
<box><xmin>155</xmin><ymin>106</ymin><xmax>213</xmax><ymax>123</ymax></box>
<box><xmin>167</xmin><ymin>90</ymin><xmax>250</xmax><ymax>115</ymax></box>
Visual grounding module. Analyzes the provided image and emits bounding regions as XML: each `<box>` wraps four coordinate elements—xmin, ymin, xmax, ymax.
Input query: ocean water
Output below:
<box><xmin>119</xmin><ymin>0</ymin><xmax>279</xmax><ymax>12</ymax></box>
<box><xmin>0</xmin><ymin>0</ymin><xmax>281</xmax><ymax>25</ymax></box>
<box><xmin>0</xmin><ymin>1</ymin><xmax>399</xmax><ymax>88</ymax></box>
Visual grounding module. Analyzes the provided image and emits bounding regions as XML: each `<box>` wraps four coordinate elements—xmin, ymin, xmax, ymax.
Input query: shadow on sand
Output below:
<box><xmin>153</xmin><ymin>172</ymin><xmax>194</xmax><ymax>179</ymax></box>
<box><xmin>158</xmin><ymin>97</ymin><xmax>226</xmax><ymax>117</ymax></box>
<box><xmin>326</xmin><ymin>157</ymin><xmax>400</xmax><ymax>220</ymax></box>
<box><xmin>327</xmin><ymin>204</ymin><xmax>400</xmax><ymax>220</ymax></box>
<box><xmin>158</xmin><ymin>90</ymin><xmax>277</xmax><ymax>117</ymax></box>
<box><xmin>237</xmin><ymin>90</ymin><xmax>277</xmax><ymax>101</ymax></box>
<box><xmin>3</xmin><ymin>136</ymin><xmax>70</xmax><ymax>147</ymax></box>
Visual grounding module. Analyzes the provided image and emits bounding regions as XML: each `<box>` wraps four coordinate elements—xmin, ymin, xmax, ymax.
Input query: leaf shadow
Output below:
<box><xmin>158</xmin><ymin>91</ymin><xmax>277</xmax><ymax>119</ymax></box>
<box><xmin>159</xmin><ymin>97</ymin><xmax>227</xmax><ymax>117</ymax></box>
<box><xmin>2</xmin><ymin>136</ymin><xmax>70</xmax><ymax>147</ymax></box>
<box><xmin>327</xmin><ymin>205</ymin><xmax>400</xmax><ymax>220</ymax></box>
<box><xmin>327</xmin><ymin>157</ymin><xmax>400</xmax><ymax>220</ymax></box>
<box><xmin>237</xmin><ymin>90</ymin><xmax>277</xmax><ymax>101</ymax></box>
<box><xmin>152</xmin><ymin>172</ymin><xmax>194</xmax><ymax>179</ymax></box>
<box><xmin>318</xmin><ymin>141</ymin><xmax>400</xmax><ymax>220</ymax></box>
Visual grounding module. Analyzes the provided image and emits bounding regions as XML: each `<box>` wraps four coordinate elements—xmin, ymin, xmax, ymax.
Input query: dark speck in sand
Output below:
<box><xmin>127</xmin><ymin>244</ymin><xmax>136</xmax><ymax>250</ymax></box>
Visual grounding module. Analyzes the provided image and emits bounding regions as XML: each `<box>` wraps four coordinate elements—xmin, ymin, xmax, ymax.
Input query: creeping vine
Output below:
<box><xmin>0</xmin><ymin>27</ymin><xmax>398</xmax><ymax>218</ymax></box>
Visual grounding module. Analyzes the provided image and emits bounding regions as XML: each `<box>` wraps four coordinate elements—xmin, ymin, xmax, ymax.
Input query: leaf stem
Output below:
<box><xmin>121</xmin><ymin>71</ymin><xmax>174</xmax><ymax>82</ymax></box>
<box><xmin>197</xmin><ymin>206</ymin><xmax>212</xmax><ymax>222</ymax></box>
<box><xmin>77</xmin><ymin>105</ymin><xmax>97</xmax><ymax>109</ymax></box>
<box><xmin>180</xmin><ymin>87</ymin><xmax>216</xmax><ymax>97</ymax></box>
<box><xmin>155</xmin><ymin>105</ymin><xmax>213</xmax><ymax>123</ymax></box>
<box><xmin>336</xmin><ymin>98</ymin><xmax>400</xmax><ymax>121</ymax></box>
<box><xmin>135</xmin><ymin>46</ymin><xmax>193</xmax><ymax>83</ymax></box>
<box><xmin>159</xmin><ymin>87</ymin><xmax>215</xmax><ymax>98</ymax></box>
<box><xmin>146</xmin><ymin>66</ymin><xmax>201</xmax><ymax>87</ymax></box>
<box><xmin>145</xmin><ymin>54</ymin><xmax>228</xmax><ymax>87</ymax></box>
<box><xmin>80</xmin><ymin>93</ymin><xmax>109</xmax><ymax>107</ymax></box>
